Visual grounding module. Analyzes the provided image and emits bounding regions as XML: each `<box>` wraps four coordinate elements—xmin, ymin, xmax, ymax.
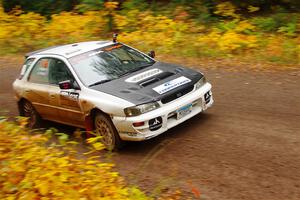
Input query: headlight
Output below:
<box><xmin>124</xmin><ymin>102</ymin><xmax>160</xmax><ymax>117</ymax></box>
<box><xmin>194</xmin><ymin>76</ymin><xmax>206</xmax><ymax>90</ymax></box>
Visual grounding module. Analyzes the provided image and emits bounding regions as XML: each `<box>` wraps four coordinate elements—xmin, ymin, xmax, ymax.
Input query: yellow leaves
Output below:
<box><xmin>248</xmin><ymin>6</ymin><xmax>260</xmax><ymax>13</ymax></box>
<box><xmin>214</xmin><ymin>1</ymin><xmax>240</xmax><ymax>19</ymax></box>
<box><xmin>18</xmin><ymin>191</ymin><xmax>39</xmax><ymax>200</ymax></box>
<box><xmin>115</xmin><ymin>12</ymin><xmax>190</xmax><ymax>54</ymax></box>
<box><xmin>104</xmin><ymin>1</ymin><xmax>119</xmax><ymax>11</ymax></box>
<box><xmin>92</xmin><ymin>142</ymin><xmax>105</xmax><ymax>150</ymax></box>
<box><xmin>87</xmin><ymin>135</ymin><xmax>102</xmax><ymax>143</ymax></box>
<box><xmin>197</xmin><ymin>18</ymin><xmax>258</xmax><ymax>54</ymax></box>
<box><xmin>55</xmin><ymin>157</ymin><xmax>70</xmax><ymax>167</ymax></box>
<box><xmin>43</xmin><ymin>11</ymin><xmax>107</xmax><ymax>46</ymax></box>
<box><xmin>34</xmin><ymin>180</ymin><xmax>49</xmax><ymax>196</ymax></box>
<box><xmin>198</xmin><ymin>26</ymin><xmax>258</xmax><ymax>53</ymax></box>
<box><xmin>87</xmin><ymin>135</ymin><xmax>105</xmax><ymax>150</ymax></box>
<box><xmin>114</xmin><ymin>14</ymin><xmax>129</xmax><ymax>29</ymax></box>
<box><xmin>0</xmin><ymin>6</ymin><xmax>46</xmax><ymax>52</ymax></box>
<box><xmin>0</xmin><ymin>4</ymin><xmax>298</xmax><ymax>63</ymax></box>
<box><xmin>16</xmin><ymin>116</ymin><xmax>28</xmax><ymax>127</ymax></box>
<box><xmin>0</xmin><ymin>118</ymin><xmax>151</xmax><ymax>200</ymax></box>
<box><xmin>198</xmin><ymin>29</ymin><xmax>220</xmax><ymax>44</ymax></box>
<box><xmin>218</xmin><ymin>31</ymin><xmax>245</xmax><ymax>51</ymax></box>
<box><xmin>0</xmin><ymin>6</ymin><xmax>107</xmax><ymax>52</ymax></box>
<box><xmin>235</xmin><ymin>20</ymin><xmax>256</xmax><ymax>32</ymax></box>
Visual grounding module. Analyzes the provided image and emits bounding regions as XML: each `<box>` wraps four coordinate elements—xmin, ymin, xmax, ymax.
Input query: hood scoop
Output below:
<box><xmin>125</xmin><ymin>68</ymin><xmax>163</xmax><ymax>83</ymax></box>
<box><xmin>139</xmin><ymin>71</ymin><xmax>174</xmax><ymax>87</ymax></box>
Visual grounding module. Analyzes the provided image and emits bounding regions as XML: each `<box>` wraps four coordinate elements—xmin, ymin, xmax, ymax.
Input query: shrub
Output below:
<box><xmin>252</xmin><ymin>17</ymin><xmax>278</xmax><ymax>32</ymax></box>
<box><xmin>0</xmin><ymin>4</ymin><xmax>299</xmax><ymax>64</ymax></box>
<box><xmin>0</xmin><ymin>7</ymin><xmax>46</xmax><ymax>53</ymax></box>
<box><xmin>43</xmin><ymin>11</ymin><xmax>107</xmax><ymax>46</ymax></box>
<box><xmin>0</xmin><ymin>117</ymin><xmax>150</xmax><ymax>199</ymax></box>
<box><xmin>251</xmin><ymin>12</ymin><xmax>298</xmax><ymax>34</ymax></box>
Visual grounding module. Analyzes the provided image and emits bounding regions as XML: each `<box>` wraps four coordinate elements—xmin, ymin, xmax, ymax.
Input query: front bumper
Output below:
<box><xmin>112</xmin><ymin>83</ymin><xmax>213</xmax><ymax>141</ymax></box>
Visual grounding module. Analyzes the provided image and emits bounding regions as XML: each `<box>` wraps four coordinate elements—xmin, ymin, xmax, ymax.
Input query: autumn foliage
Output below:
<box><xmin>0</xmin><ymin>117</ymin><xmax>151</xmax><ymax>200</ymax></box>
<box><xmin>0</xmin><ymin>1</ymin><xmax>299</xmax><ymax>63</ymax></box>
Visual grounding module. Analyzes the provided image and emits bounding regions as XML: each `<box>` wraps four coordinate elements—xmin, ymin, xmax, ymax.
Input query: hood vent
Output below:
<box><xmin>139</xmin><ymin>72</ymin><xmax>174</xmax><ymax>87</ymax></box>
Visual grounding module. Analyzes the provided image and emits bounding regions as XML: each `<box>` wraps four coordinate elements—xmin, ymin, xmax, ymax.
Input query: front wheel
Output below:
<box><xmin>94</xmin><ymin>112</ymin><xmax>123</xmax><ymax>151</ymax></box>
<box><xmin>20</xmin><ymin>100</ymin><xmax>41</xmax><ymax>129</ymax></box>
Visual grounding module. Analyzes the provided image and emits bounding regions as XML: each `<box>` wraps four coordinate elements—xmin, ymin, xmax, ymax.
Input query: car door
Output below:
<box><xmin>26</xmin><ymin>58</ymin><xmax>60</xmax><ymax>120</ymax></box>
<box><xmin>47</xmin><ymin>59</ymin><xmax>85</xmax><ymax>127</ymax></box>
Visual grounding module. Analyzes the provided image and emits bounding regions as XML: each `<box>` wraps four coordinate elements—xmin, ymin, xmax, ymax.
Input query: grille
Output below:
<box><xmin>161</xmin><ymin>85</ymin><xmax>194</xmax><ymax>104</ymax></box>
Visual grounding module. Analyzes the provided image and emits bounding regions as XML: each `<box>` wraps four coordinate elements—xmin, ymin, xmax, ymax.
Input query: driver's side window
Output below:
<box><xmin>48</xmin><ymin>59</ymin><xmax>74</xmax><ymax>85</ymax></box>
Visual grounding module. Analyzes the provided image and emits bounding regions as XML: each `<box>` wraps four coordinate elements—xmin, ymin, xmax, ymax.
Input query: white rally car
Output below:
<box><xmin>13</xmin><ymin>40</ymin><xmax>213</xmax><ymax>150</ymax></box>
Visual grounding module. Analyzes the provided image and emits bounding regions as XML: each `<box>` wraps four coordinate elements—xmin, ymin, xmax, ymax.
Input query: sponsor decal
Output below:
<box><xmin>204</xmin><ymin>91</ymin><xmax>211</xmax><ymax>104</ymax></box>
<box><xmin>125</xmin><ymin>68</ymin><xmax>163</xmax><ymax>83</ymax></box>
<box><xmin>60</xmin><ymin>91</ymin><xmax>79</xmax><ymax>107</ymax></box>
<box><xmin>104</xmin><ymin>44</ymin><xmax>123</xmax><ymax>51</ymax></box>
<box><xmin>153</xmin><ymin>76</ymin><xmax>191</xmax><ymax>94</ymax></box>
<box><xmin>60</xmin><ymin>91</ymin><xmax>79</xmax><ymax>100</ymax></box>
<box><xmin>149</xmin><ymin>117</ymin><xmax>163</xmax><ymax>131</ymax></box>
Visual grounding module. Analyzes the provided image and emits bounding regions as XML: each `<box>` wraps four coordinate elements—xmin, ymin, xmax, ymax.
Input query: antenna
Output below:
<box><xmin>113</xmin><ymin>33</ymin><xmax>118</xmax><ymax>43</ymax></box>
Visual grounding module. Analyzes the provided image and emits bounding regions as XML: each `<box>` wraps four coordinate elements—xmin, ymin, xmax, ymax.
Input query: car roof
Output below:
<box><xmin>26</xmin><ymin>40</ymin><xmax>115</xmax><ymax>59</ymax></box>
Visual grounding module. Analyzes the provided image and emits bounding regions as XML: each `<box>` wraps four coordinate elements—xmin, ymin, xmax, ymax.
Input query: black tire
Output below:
<box><xmin>94</xmin><ymin>112</ymin><xmax>123</xmax><ymax>151</ymax></box>
<box><xmin>20</xmin><ymin>100</ymin><xmax>42</xmax><ymax>129</ymax></box>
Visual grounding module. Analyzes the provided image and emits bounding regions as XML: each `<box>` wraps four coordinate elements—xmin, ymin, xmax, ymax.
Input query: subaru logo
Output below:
<box><xmin>176</xmin><ymin>92</ymin><xmax>182</xmax><ymax>98</ymax></box>
<box><xmin>164</xmin><ymin>82</ymin><xmax>171</xmax><ymax>87</ymax></box>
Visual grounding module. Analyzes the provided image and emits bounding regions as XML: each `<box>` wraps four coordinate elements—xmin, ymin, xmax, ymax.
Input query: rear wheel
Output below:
<box><xmin>94</xmin><ymin>112</ymin><xmax>123</xmax><ymax>151</ymax></box>
<box><xmin>20</xmin><ymin>100</ymin><xmax>41</xmax><ymax>129</ymax></box>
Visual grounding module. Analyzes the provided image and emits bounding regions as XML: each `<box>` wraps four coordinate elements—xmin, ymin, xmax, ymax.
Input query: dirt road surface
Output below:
<box><xmin>1</xmin><ymin>58</ymin><xmax>299</xmax><ymax>200</ymax></box>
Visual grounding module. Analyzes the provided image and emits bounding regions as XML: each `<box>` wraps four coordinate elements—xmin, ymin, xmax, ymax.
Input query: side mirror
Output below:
<box><xmin>59</xmin><ymin>80</ymin><xmax>73</xmax><ymax>90</ymax></box>
<box><xmin>148</xmin><ymin>50</ymin><xmax>155</xmax><ymax>58</ymax></box>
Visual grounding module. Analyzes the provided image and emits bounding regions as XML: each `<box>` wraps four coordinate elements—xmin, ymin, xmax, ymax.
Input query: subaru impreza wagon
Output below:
<box><xmin>13</xmin><ymin>40</ymin><xmax>213</xmax><ymax>150</ymax></box>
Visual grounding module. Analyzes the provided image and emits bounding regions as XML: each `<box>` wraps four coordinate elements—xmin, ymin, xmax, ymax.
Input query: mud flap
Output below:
<box><xmin>85</xmin><ymin>115</ymin><xmax>93</xmax><ymax>138</ymax></box>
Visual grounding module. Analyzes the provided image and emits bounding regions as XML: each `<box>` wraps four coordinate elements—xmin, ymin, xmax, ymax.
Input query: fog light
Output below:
<box><xmin>133</xmin><ymin>121</ymin><xmax>145</xmax><ymax>127</ymax></box>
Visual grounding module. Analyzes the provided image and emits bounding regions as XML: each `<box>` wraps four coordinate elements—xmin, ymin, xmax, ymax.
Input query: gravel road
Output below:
<box><xmin>1</xmin><ymin>58</ymin><xmax>299</xmax><ymax>200</ymax></box>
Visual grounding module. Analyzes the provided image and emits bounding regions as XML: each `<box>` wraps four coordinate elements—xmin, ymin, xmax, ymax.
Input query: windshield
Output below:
<box><xmin>68</xmin><ymin>44</ymin><xmax>155</xmax><ymax>86</ymax></box>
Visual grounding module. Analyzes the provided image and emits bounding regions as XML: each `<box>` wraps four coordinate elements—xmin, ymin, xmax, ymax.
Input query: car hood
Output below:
<box><xmin>90</xmin><ymin>62</ymin><xmax>203</xmax><ymax>105</ymax></box>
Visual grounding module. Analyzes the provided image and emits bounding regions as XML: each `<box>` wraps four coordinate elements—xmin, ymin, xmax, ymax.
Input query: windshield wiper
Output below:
<box><xmin>119</xmin><ymin>63</ymin><xmax>155</xmax><ymax>77</ymax></box>
<box><xmin>89</xmin><ymin>79</ymin><xmax>113</xmax><ymax>87</ymax></box>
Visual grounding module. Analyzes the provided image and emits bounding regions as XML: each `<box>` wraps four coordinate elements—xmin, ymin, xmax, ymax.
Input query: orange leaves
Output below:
<box><xmin>186</xmin><ymin>181</ymin><xmax>201</xmax><ymax>199</ymax></box>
